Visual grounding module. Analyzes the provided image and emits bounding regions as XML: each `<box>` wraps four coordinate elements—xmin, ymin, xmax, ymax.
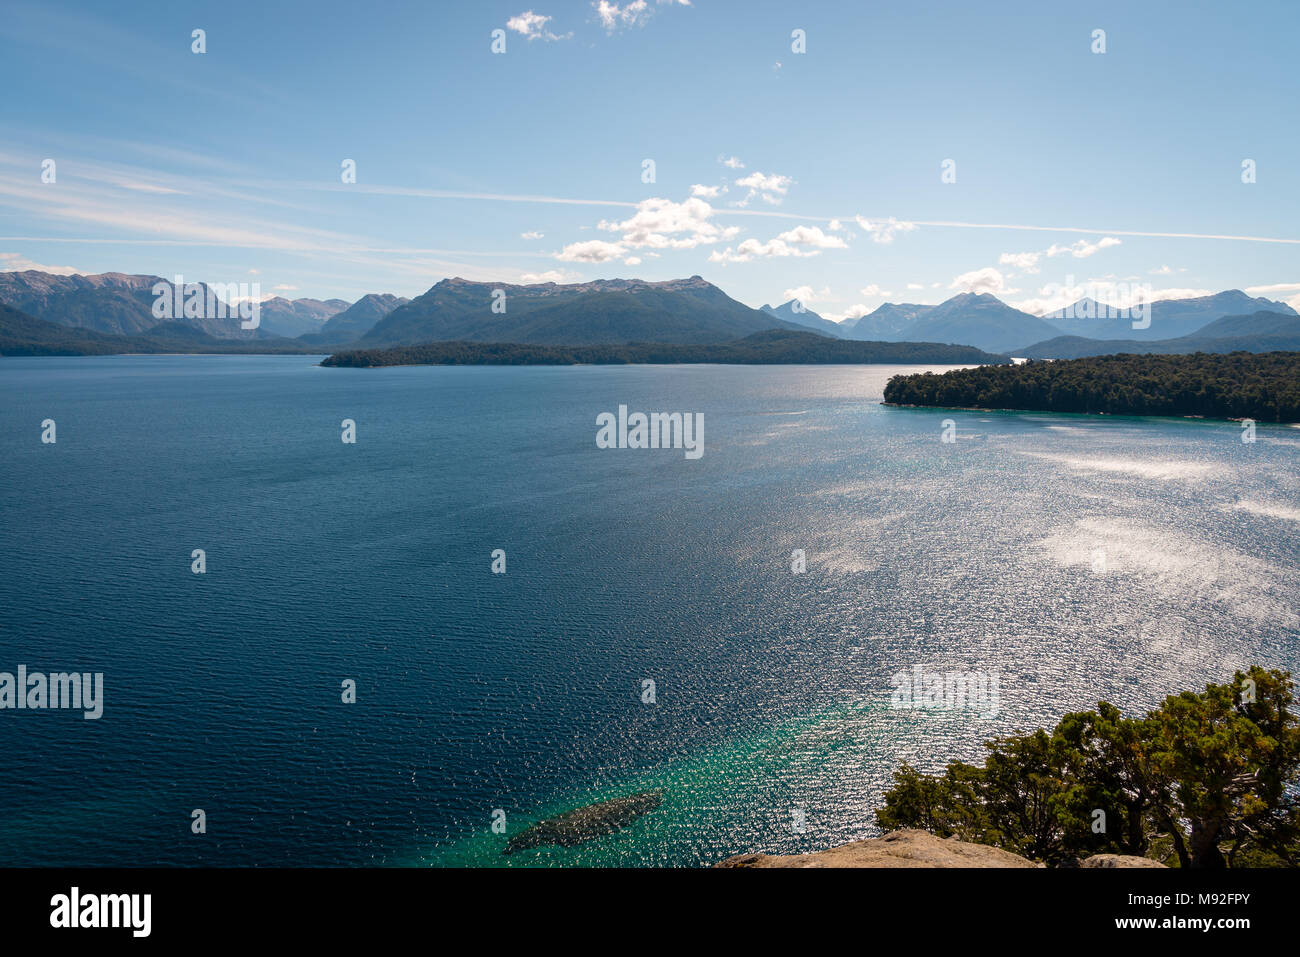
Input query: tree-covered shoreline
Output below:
<box><xmin>877</xmin><ymin>668</ymin><xmax>1300</xmax><ymax>868</ymax></box>
<box><xmin>320</xmin><ymin>330</ymin><xmax>1007</xmax><ymax>368</ymax></box>
<box><xmin>883</xmin><ymin>351</ymin><xmax>1300</xmax><ymax>422</ymax></box>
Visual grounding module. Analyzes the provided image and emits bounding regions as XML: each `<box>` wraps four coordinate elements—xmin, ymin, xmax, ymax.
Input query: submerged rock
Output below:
<box><xmin>503</xmin><ymin>792</ymin><xmax>663</xmax><ymax>855</ymax></box>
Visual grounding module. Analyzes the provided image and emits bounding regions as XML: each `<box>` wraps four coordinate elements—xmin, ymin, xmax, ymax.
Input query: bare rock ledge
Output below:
<box><xmin>715</xmin><ymin>830</ymin><xmax>1165</xmax><ymax>868</ymax></box>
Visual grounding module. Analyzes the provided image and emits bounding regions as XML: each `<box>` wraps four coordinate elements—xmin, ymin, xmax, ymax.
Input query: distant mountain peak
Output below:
<box><xmin>943</xmin><ymin>291</ymin><xmax>1000</xmax><ymax>306</ymax></box>
<box><xmin>1044</xmin><ymin>288</ymin><xmax>1298</xmax><ymax>343</ymax></box>
<box><xmin>358</xmin><ymin>275</ymin><xmax>810</xmax><ymax>348</ymax></box>
<box><xmin>759</xmin><ymin>298</ymin><xmax>844</xmax><ymax>339</ymax></box>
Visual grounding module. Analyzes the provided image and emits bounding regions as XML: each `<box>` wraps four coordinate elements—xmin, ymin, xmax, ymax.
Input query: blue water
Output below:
<box><xmin>1</xmin><ymin>355</ymin><xmax>1297</xmax><ymax>866</ymax></box>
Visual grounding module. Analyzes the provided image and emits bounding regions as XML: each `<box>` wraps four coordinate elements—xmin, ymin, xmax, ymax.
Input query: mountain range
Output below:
<box><xmin>764</xmin><ymin>293</ymin><xmax>1083</xmax><ymax>352</ymax></box>
<box><xmin>301</xmin><ymin>293</ymin><xmax>411</xmax><ymax>346</ymax></box>
<box><xmin>1</xmin><ymin>268</ymin><xmax>1296</xmax><ymax>359</ymax></box>
<box><xmin>759</xmin><ymin>300</ymin><xmax>846</xmax><ymax>338</ymax></box>
<box><xmin>0</xmin><ymin>270</ymin><xmax>264</xmax><ymax>340</ymax></box>
<box><xmin>1020</xmin><ymin>311</ymin><xmax>1300</xmax><ymax>359</ymax></box>
<box><xmin>752</xmin><ymin>289</ymin><xmax>1297</xmax><ymax>355</ymax></box>
<box><xmin>1042</xmin><ymin>290</ymin><xmax>1295</xmax><ymax>341</ymax></box>
<box><xmin>0</xmin><ymin>300</ymin><xmax>320</xmax><ymax>356</ymax></box>
<box><xmin>254</xmin><ymin>296</ymin><xmax>350</xmax><ymax>337</ymax></box>
<box><xmin>358</xmin><ymin>276</ymin><xmax>800</xmax><ymax>347</ymax></box>
<box><xmin>867</xmin><ymin>293</ymin><xmax>1062</xmax><ymax>353</ymax></box>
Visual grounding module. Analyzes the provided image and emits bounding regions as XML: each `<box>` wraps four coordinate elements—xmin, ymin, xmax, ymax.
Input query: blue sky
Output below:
<box><xmin>2</xmin><ymin>0</ymin><xmax>1297</xmax><ymax>319</ymax></box>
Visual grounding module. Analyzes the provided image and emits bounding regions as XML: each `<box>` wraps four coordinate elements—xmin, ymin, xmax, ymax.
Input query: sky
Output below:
<box><xmin>1</xmin><ymin>0</ymin><xmax>1298</xmax><ymax>320</ymax></box>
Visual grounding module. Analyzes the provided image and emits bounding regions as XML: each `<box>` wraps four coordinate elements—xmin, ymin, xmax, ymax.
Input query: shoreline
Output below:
<box><xmin>880</xmin><ymin>401</ymin><xmax>1294</xmax><ymax>426</ymax></box>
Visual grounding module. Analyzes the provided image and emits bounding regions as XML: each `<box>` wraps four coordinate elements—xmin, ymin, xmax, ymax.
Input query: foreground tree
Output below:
<box><xmin>876</xmin><ymin>668</ymin><xmax>1300</xmax><ymax>867</ymax></box>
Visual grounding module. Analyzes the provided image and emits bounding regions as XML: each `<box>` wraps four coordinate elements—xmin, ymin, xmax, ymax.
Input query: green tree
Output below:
<box><xmin>875</xmin><ymin>668</ymin><xmax>1300</xmax><ymax>867</ymax></box>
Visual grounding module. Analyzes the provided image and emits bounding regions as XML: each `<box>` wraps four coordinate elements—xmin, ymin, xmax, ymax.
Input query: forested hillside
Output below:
<box><xmin>883</xmin><ymin>352</ymin><xmax>1300</xmax><ymax>422</ymax></box>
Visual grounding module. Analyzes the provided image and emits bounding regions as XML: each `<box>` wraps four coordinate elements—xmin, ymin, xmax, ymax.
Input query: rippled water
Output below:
<box><xmin>0</xmin><ymin>355</ymin><xmax>1297</xmax><ymax>866</ymax></box>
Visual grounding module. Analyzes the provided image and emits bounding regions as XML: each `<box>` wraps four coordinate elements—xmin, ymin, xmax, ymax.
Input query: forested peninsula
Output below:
<box><xmin>883</xmin><ymin>352</ymin><xmax>1300</xmax><ymax>422</ymax></box>
<box><xmin>321</xmin><ymin>329</ymin><xmax>1006</xmax><ymax>368</ymax></box>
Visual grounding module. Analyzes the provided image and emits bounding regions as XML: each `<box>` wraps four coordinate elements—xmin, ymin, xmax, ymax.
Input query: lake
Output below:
<box><xmin>1</xmin><ymin>355</ymin><xmax>1297</xmax><ymax>866</ymax></box>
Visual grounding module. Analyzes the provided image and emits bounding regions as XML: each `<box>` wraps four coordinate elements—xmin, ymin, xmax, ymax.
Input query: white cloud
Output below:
<box><xmin>555</xmin><ymin>239</ymin><xmax>627</xmax><ymax>262</ymax></box>
<box><xmin>273</xmin><ymin>284</ymin><xmax>298</xmax><ymax>291</ymax></box>
<box><xmin>521</xmin><ymin>230</ymin><xmax>545</xmax><ymax>239</ymax></box>
<box><xmin>507</xmin><ymin>10</ymin><xmax>548</xmax><ymax>33</ymax></box>
<box><xmin>506</xmin><ymin>10</ymin><xmax>570</xmax><ymax>41</ymax></box>
<box><xmin>999</xmin><ymin>251</ymin><xmax>1040</xmax><ymax>273</ymax></box>
<box><xmin>950</xmin><ymin>267</ymin><xmax>1005</xmax><ymax>295</ymax></box>
<box><xmin>720</xmin><ymin>155</ymin><xmax>745</xmax><ymax>169</ymax></box>
<box><xmin>1149</xmin><ymin>287</ymin><xmax>1215</xmax><ymax>302</ymax></box>
<box><xmin>783</xmin><ymin>284</ymin><xmax>831</xmax><ymax>303</ymax></box>
<box><xmin>0</xmin><ymin>252</ymin><xmax>80</xmax><ymax>275</ymax></box>
<box><xmin>1247</xmin><ymin>283</ymin><xmax>1300</xmax><ymax>312</ymax></box>
<box><xmin>593</xmin><ymin>0</ymin><xmax>689</xmax><ymax>30</ymax></box>
<box><xmin>999</xmin><ymin>238</ymin><xmax>1123</xmax><ymax>286</ymax></box>
<box><xmin>690</xmin><ymin>184</ymin><xmax>722</xmax><ymax>198</ymax></box>
<box><xmin>778</xmin><ymin>225</ymin><xmax>846</xmax><ymax>249</ymax></box>
<box><xmin>520</xmin><ymin>269</ymin><xmax>580</xmax><ymax>283</ymax></box>
<box><xmin>1149</xmin><ymin>264</ymin><xmax>1175</xmax><ymax>275</ymax></box>
<box><xmin>556</xmin><ymin>193</ymin><xmax>737</xmax><ymax>263</ymax></box>
<box><xmin>1245</xmin><ymin>282</ymin><xmax>1300</xmax><ymax>296</ymax></box>
<box><xmin>594</xmin><ymin>0</ymin><xmax>651</xmax><ymax>30</ymax></box>
<box><xmin>821</xmin><ymin>304</ymin><xmax>873</xmax><ymax>322</ymax></box>
<box><xmin>1000</xmin><ymin>238</ymin><xmax>1121</xmax><ymax>280</ymax></box>
<box><xmin>853</xmin><ymin>216</ymin><xmax>917</xmax><ymax>245</ymax></box>
<box><xmin>734</xmin><ymin>171</ymin><xmax>793</xmax><ymax>206</ymax></box>
<box><xmin>595</xmin><ymin>196</ymin><xmax>735</xmax><ymax>250</ymax></box>
<box><xmin>1047</xmin><ymin>236</ymin><xmax>1122</xmax><ymax>259</ymax></box>
<box><xmin>1013</xmin><ymin>295</ymin><xmax>1073</xmax><ymax>316</ymax></box>
<box><xmin>906</xmin><ymin>283</ymin><xmax>924</xmax><ymax>291</ymax></box>
<box><xmin>708</xmin><ymin>224</ymin><xmax>846</xmax><ymax>264</ymax></box>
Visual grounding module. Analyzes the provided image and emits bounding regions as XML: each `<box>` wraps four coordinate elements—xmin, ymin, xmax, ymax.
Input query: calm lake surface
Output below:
<box><xmin>1</xmin><ymin>355</ymin><xmax>1298</xmax><ymax>866</ymax></box>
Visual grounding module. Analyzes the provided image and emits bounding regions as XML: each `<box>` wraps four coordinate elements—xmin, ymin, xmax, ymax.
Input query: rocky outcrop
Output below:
<box><xmin>716</xmin><ymin>830</ymin><xmax>1169</xmax><ymax>868</ymax></box>
<box><xmin>1078</xmin><ymin>854</ymin><xmax>1167</xmax><ymax>868</ymax></box>
<box><xmin>716</xmin><ymin>830</ymin><xmax>1042</xmax><ymax>868</ymax></box>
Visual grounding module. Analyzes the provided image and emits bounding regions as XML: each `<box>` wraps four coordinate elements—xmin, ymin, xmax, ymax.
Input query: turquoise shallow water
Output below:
<box><xmin>0</xmin><ymin>355</ymin><xmax>1297</xmax><ymax>866</ymax></box>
